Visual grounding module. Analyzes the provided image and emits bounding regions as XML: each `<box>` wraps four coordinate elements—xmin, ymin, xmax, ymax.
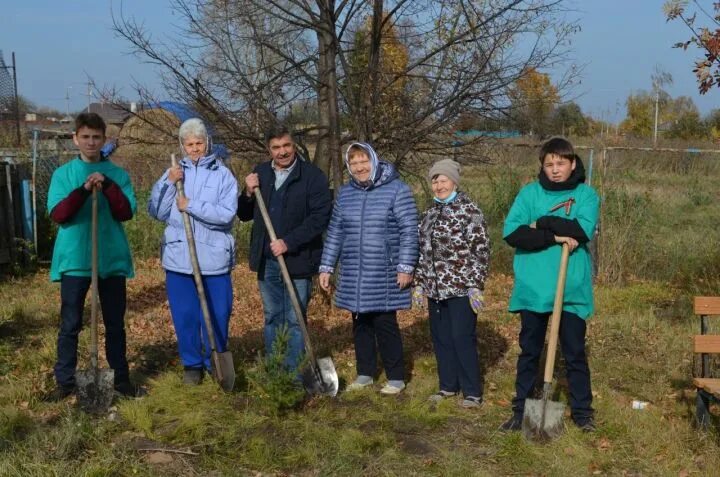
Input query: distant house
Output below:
<box><xmin>88</xmin><ymin>102</ymin><xmax>132</xmax><ymax>128</ymax></box>
<box><xmin>119</xmin><ymin>101</ymin><xmax>228</xmax><ymax>158</ymax></box>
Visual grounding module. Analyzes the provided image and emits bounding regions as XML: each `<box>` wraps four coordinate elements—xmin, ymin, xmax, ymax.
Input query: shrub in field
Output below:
<box><xmin>484</xmin><ymin>165</ymin><xmax>523</xmax><ymax>225</ymax></box>
<box><xmin>596</xmin><ymin>187</ymin><xmax>652</xmax><ymax>284</ymax></box>
<box><xmin>686</xmin><ymin>176</ymin><xmax>713</xmax><ymax>207</ymax></box>
<box><xmin>246</xmin><ymin>328</ymin><xmax>306</xmax><ymax>414</ymax></box>
<box><xmin>124</xmin><ymin>190</ymin><xmax>165</xmax><ymax>260</ymax></box>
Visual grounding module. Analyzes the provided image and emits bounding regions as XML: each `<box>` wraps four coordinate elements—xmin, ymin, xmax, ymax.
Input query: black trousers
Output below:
<box><xmin>512</xmin><ymin>309</ymin><xmax>593</xmax><ymax>422</ymax></box>
<box><xmin>428</xmin><ymin>296</ymin><xmax>482</xmax><ymax>398</ymax></box>
<box><xmin>352</xmin><ymin>311</ymin><xmax>405</xmax><ymax>381</ymax></box>
<box><xmin>54</xmin><ymin>275</ymin><xmax>129</xmax><ymax>387</ymax></box>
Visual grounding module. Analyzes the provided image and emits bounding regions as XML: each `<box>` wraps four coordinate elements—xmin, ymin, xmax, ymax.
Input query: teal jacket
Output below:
<box><xmin>47</xmin><ymin>157</ymin><xmax>136</xmax><ymax>281</ymax></box>
<box><xmin>503</xmin><ymin>172</ymin><xmax>599</xmax><ymax>319</ymax></box>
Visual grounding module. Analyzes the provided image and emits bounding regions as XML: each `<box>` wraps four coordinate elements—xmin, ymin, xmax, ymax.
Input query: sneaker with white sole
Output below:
<box><xmin>346</xmin><ymin>376</ymin><xmax>374</xmax><ymax>391</ymax></box>
<box><xmin>427</xmin><ymin>390</ymin><xmax>457</xmax><ymax>403</ymax></box>
<box><xmin>379</xmin><ymin>381</ymin><xmax>406</xmax><ymax>395</ymax></box>
<box><xmin>460</xmin><ymin>396</ymin><xmax>483</xmax><ymax>408</ymax></box>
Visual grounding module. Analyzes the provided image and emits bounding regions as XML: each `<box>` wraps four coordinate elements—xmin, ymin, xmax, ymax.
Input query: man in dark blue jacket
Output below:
<box><xmin>237</xmin><ymin>125</ymin><xmax>332</xmax><ymax>374</ymax></box>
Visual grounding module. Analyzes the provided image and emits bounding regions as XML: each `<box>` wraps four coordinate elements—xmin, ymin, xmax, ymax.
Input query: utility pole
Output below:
<box><xmin>651</xmin><ymin>66</ymin><xmax>672</xmax><ymax>149</ymax></box>
<box><xmin>86</xmin><ymin>80</ymin><xmax>92</xmax><ymax>113</ymax></box>
<box><xmin>65</xmin><ymin>86</ymin><xmax>72</xmax><ymax>118</ymax></box>
<box><xmin>653</xmin><ymin>91</ymin><xmax>659</xmax><ymax>148</ymax></box>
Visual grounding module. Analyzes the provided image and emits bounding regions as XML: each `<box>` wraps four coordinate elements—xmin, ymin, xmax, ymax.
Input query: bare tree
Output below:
<box><xmin>108</xmin><ymin>0</ymin><xmax>577</xmax><ymax>187</ymax></box>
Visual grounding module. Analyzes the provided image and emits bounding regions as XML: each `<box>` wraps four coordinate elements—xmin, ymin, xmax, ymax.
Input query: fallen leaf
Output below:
<box><xmin>145</xmin><ymin>452</ymin><xmax>173</xmax><ymax>465</ymax></box>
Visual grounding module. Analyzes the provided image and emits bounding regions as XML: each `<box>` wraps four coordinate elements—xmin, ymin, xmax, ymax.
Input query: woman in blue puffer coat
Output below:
<box><xmin>319</xmin><ymin>142</ymin><xmax>418</xmax><ymax>395</ymax></box>
<box><xmin>148</xmin><ymin>118</ymin><xmax>238</xmax><ymax>385</ymax></box>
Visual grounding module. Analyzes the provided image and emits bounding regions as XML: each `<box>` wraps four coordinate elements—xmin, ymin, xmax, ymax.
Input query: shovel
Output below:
<box><xmin>522</xmin><ymin>242</ymin><xmax>570</xmax><ymax>441</ymax></box>
<box><xmin>76</xmin><ymin>188</ymin><xmax>115</xmax><ymax>413</ymax></box>
<box><xmin>172</xmin><ymin>154</ymin><xmax>235</xmax><ymax>392</ymax></box>
<box><xmin>253</xmin><ymin>188</ymin><xmax>339</xmax><ymax>397</ymax></box>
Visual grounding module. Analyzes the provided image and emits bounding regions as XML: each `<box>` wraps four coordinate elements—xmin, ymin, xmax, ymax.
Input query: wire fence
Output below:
<box><xmin>0</xmin><ymin>50</ymin><xmax>20</xmax><ymax>147</ymax></box>
<box><xmin>30</xmin><ymin>129</ymin><xmax>76</xmax><ymax>260</ymax></box>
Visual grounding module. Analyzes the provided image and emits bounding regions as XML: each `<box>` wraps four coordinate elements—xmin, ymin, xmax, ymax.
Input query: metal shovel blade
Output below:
<box><xmin>522</xmin><ymin>397</ymin><xmax>566</xmax><ymax>442</ymax></box>
<box><xmin>211</xmin><ymin>350</ymin><xmax>236</xmax><ymax>392</ymax></box>
<box><xmin>316</xmin><ymin>357</ymin><xmax>339</xmax><ymax>397</ymax></box>
<box><xmin>303</xmin><ymin>357</ymin><xmax>339</xmax><ymax>397</ymax></box>
<box><xmin>76</xmin><ymin>368</ymin><xmax>114</xmax><ymax>413</ymax></box>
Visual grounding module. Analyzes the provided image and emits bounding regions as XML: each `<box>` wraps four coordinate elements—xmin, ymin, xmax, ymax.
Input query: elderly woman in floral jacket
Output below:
<box><xmin>413</xmin><ymin>159</ymin><xmax>490</xmax><ymax>408</ymax></box>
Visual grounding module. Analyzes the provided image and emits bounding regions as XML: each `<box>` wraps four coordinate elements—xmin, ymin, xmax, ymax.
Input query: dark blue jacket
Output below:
<box><xmin>237</xmin><ymin>157</ymin><xmax>332</xmax><ymax>278</ymax></box>
<box><xmin>320</xmin><ymin>145</ymin><xmax>419</xmax><ymax>313</ymax></box>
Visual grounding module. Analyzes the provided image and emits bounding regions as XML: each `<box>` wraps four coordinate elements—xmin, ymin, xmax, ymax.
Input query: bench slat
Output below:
<box><xmin>694</xmin><ymin>335</ymin><xmax>720</xmax><ymax>354</ymax></box>
<box><xmin>695</xmin><ymin>296</ymin><xmax>720</xmax><ymax>315</ymax></box>
<box><xmin>693</xmin><ymin>377</ymin><xmax>720</xmax><ymax>398</ymax></box>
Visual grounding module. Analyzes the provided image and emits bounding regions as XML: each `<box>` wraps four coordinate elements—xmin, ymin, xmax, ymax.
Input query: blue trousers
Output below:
<box><xmin>166</xmin><ymin>271</ymin><xmax>233</xmax><ymax>370</ymax></box>
<box><xmin>512</xmin><ymin>309</ymin><xmax>594</xmax><ymax>422</ymax></box>
<box><xmin>428</xmin><ymin>296</ymin><xmax>482</xmax><ymax>398</ymax></box>
<box><xmin>55</xmin><ymin>275</ymin><xmax>129</xmax><ymax>387</ymax></box>
<box><xmin>257</xmin><ymin>258</ymin><xmax>312</xmax><ymax>372</ymax></box>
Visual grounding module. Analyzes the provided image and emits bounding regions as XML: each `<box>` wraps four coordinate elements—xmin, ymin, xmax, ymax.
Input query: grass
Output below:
<box><xmin>1</xmin><ymin>260</ymin><xmax>719</xmax><ymax>476</ymax></box>
<box><xmin>1</xmin><ymin>148</ymin><xmax>720</xmax><ymax>475</ymax></box>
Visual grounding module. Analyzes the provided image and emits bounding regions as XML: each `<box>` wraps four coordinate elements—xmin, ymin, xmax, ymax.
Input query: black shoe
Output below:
<box><xmin>574</xmin><ymin>418</ymin><xmax>596</xmax><ymax>433</ymax></box>
<box><xmin>114</xmin><ymin>381</ymin><xmax>147</xmax><ymax>398</ymax></box>
<box><xmin>500</xmin><ymin>414</ymin><xmax>523</xmax><ymax>432</ymax></box>
<box><xmin>43</xmin><ymin>384</ymin><xmax>75</xmax><ymax>402</ymax></box>
<box><xmin>183</xmin><ymin>368</ymin><xmax>203</xmax><ymax>385</ymax></box>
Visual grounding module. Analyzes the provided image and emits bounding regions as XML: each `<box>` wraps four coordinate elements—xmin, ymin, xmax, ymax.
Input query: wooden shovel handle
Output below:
<box><xmin>252</xmin><ymin>188</ymin><xmax>319</xmax><ymax>365</ymax></box>
<box><xmin>90</xmin><ymin>187</ymin><xmax>99</xmax><ymax>369</ymax></box>
<box><xmin>543</xmin><ymin>243</ymin><xmax>570</xmax><ymax>384</ymax></box>
<box><xmin>171</xmin><ymin>154</ymin><xmax>223</xmax><ymax>380</ymax></box>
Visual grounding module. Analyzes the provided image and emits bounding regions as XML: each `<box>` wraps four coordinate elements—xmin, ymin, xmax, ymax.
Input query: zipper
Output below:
<box><xmin>356</xmin><ymin>191</ymin><xmax>368</xmax><ymax>307</ymax></box>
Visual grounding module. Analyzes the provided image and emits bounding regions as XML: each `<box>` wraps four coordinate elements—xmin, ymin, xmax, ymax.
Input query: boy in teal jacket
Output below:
<box><xmin>45</xmin><ymin>113</ymin><xmax>142</xmax><ymax>401</ymax></box>
<box><xmin>500</xmin><ymin>137</ymin><xmax>599</xmax><ymax>432</ymax></box>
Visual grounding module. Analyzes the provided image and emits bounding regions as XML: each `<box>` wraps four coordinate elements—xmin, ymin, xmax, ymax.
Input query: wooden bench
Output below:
<box><xmin>693</xmin><ymin>297</ymin><xmax>720</xmax><ymax>429</ymax></box>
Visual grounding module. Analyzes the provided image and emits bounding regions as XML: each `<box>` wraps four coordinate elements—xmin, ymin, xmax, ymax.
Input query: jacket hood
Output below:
<box><xmin>181</xmin><ymin>152</ymin><xmax>220</xmax><ymax>170</ymax></box>
<box><xmin>345</xmin><ymin>142</ymin><xmax>398</xmax><ymax>189</ymax></box>
<box><xmin>538</xmin><ymin>156</ymin><xmax>586</xmax><ymax>191</ymax></box>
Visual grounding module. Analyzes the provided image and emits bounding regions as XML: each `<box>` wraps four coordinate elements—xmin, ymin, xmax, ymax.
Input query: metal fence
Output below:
<box><xmin>30</xmin><ymin>129</ymin><xmax>76</xmax><ymax>260</ymax></box>
<box><xmin>0</xmin><ymin>50</ymin><xmax>20</xmax><ymax>147</ymax></box>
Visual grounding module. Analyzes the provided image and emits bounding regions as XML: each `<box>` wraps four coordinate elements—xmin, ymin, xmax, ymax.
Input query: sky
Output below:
<box><xmin>0</xmin><ymin>0</ymin><xmax>716</xmax><ymax>123</ymax></box>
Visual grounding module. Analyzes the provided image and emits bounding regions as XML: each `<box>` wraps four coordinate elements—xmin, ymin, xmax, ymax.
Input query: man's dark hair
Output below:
<box><xmin>538</xmin><ymin>136</ymin><xmax>576</xmax><ymax>163</ymax></box>
<box><xmin>75</xmin><ymin>112</ymin><xmax>107</xmax><ymax>134</ymax></box>
<box><xmin>264</xmin><ymin>123</ymin><xmax>292</xmax><ymax>145</ymax></box>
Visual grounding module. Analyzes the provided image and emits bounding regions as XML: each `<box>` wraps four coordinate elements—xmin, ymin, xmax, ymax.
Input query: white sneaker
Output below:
<box><xmin>379</xmin><ymin>382</ymin><xmax>406</xmax><ymax>395</ymax></box>
<box><xmin>346</xmin><ymin>377</ymin><xmax>374</xmax><ymax>391</ymax></box>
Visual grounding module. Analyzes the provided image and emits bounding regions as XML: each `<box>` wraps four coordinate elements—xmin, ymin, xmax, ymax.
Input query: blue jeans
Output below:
<box><xmin>258</xmin><ymin>258</ymin><xmax>312</xmax><ymax>372</ymax></box>
<box><xmin>166</xmin><ymin>271</ymin><xmax>233</xmax><ymax>370</ymax></box>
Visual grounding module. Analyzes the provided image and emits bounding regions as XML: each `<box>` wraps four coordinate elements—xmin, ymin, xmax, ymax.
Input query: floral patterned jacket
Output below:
<box><xmin>414</xmin><ymin>192</ymin><xmax>490</xmax><ymax>301</ymax></box>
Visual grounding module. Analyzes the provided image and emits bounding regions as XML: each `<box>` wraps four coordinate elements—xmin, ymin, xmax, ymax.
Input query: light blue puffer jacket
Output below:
<box><xmin>148</xmin><ymin>154</ymin><xmax>238</xmax><ymax>275</ymax></box>
<box><xmin>320</xmin><ymin>143</ymin><xmax>419</xmax><ymax>313</ymax></box>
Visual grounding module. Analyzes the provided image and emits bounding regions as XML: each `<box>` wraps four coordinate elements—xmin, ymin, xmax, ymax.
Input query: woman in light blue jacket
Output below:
<box><xmin>148</xmin><ymin>118</ymin><xmax>238</xmax><ymax>385</ymax></box>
